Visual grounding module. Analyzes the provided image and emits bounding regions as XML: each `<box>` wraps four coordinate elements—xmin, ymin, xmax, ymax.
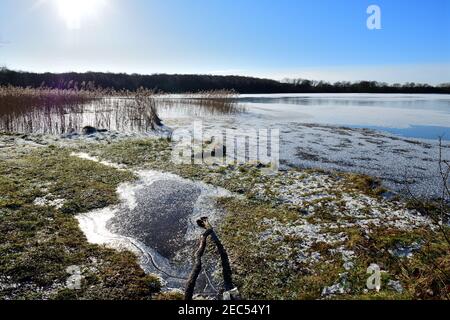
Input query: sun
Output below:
<box><xmin>54</xmin><ymin>0</ymin><xmax>106</xmax><ymax>29</ymax></box>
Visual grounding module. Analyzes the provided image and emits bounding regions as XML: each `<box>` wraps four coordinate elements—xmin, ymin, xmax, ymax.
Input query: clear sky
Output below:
<box><xmin>0</xmin><ymin>0</ymin><xmax>449</xmax><ymax>84</ymax></box>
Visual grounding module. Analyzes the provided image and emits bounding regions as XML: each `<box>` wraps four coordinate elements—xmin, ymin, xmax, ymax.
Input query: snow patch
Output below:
<box><xmin>70</xmin><ymin>152</ymin><xmax>127</xmax><ymax>170</ymax></box>
<box><xmin>33</xmin><ymin>195</ymin><xmax>65</xmax><ymax>209</ymax></box>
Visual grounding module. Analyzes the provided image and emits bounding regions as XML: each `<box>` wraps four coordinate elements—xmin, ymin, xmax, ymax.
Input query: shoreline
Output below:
<box><xmin>0</xmin><ymin>129</ymin><xmax>448</xmax><ymax>299</ymax></box>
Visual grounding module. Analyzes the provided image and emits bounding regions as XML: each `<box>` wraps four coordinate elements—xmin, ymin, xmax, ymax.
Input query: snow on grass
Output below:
<box><xmin>70</xmin><ymin>152</ymin><xmax>127</xmax><ymax>170</ymax></box>
<box><xmin>33</xmin><ymin>194</ymin><xmax>66</xmax><ymax>209</ymax></box>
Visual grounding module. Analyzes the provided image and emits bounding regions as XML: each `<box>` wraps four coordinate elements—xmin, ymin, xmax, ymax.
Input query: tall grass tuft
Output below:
<box><xmin>184</xmin><ymin>89</ymin><xmax>239</xmax><ymax>110</ymax></box>
<box><xmin>0</xmin><ymin>86</ymin><xmax>163</xmax><ymax>134</ymax></box>
<box><xmin>0</xmin><ymin>86</ymin><xmax>241</xmax><ymax>135</ymax></box>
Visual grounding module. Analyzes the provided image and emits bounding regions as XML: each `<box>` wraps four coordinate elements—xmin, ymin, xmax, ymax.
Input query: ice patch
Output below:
<box><xmin>70</xmin><ymin>152</ymin><xmax>127</xmax><ymax>170</ymax></box>
<box><xmin>76</xmin><ymin>206</ymin><xmax>185</xmax><ymax>287</ymax></box>
<box><xmin>76</xmin><ymin>169</ymin><xmax>232</xmax><ymax>290</ymax></box>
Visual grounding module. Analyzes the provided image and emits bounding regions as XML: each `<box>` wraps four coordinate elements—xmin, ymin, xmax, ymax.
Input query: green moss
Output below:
<box><xmin>0</xmin><ymin>143</ymin><xmax>160</xmax><ymax>300</ymax></box>
<box><xmin>155</xmin><ymin>290</ymin><xmax>184</xmax><ymax>300</ymax></box>
<box><xmin>84</xmin><ymin>138</ymin><xmax>171</xmax><ymax>167</ymax></box>
<box><xmin>337</xmin><ymin>226</ymin><xmax>450</xmax><ymax>300</ymax></box>
<box><xmin>338</xmin><ymin>173</ymin><xmax>388</xmax><ymax>197</ymax></box>
<box><xmin>215</xmin><ymin>193</ymin><xmax>449</xmax><ymax>300</ymax></box>
<box><xmin>214</xmin><ymin>196</ymin><xmax>339</xmax><ymax>299</ymax></box>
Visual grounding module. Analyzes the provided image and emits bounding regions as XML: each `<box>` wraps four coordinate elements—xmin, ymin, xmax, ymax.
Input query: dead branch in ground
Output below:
<box><xmin>184</xmin><ymin>217</ymin><xmax>239</xmax><ymax>300</ymax></box>
<box><xmin>198</xmin><ymin>217</ymin><xmax>235</xmax><ymax>293</ymax></box>
<box><xmin>404</xmin><ymin>137</ymin><xmax>450</xmax><ymax>244</ymax></box>
<box><xmin>401</xmin><ymin>138</ymin><xmax>450</xmax><ymax>298</ymax></box>
<box><xmin>184</xmin><ymin>228</ymin><xmax>213</xmax><ymax>300</ymax></box>
<box><xmin>438</xmin><ymin>138</ymin><xmax>450</xmax><ymax>223</ymax></box>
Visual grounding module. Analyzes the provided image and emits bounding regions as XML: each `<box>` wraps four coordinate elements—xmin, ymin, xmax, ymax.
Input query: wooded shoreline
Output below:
<box><xmin>1</xmin><ymin>69</ymin><xmax>449</xmax><ymax>94</ymax></box>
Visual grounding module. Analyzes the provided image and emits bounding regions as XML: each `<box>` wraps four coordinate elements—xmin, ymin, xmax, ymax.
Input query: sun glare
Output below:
<box><xmin>54</xmin><ymin>0</ymin><xmax>106</xmax><ymax>29</ymax></box>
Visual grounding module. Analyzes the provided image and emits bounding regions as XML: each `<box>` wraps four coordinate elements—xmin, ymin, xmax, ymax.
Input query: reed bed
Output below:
<box><xmin>0</xmin><ymin>86</ymin><xmax>162</xmax><ymax>134</ymax></box>
<box><xmin>184</xmin><ymin>89</ymin><xmax>239</xmax><ymax>109</ymax></box>
<box><xmin>156</xmin><ymin>89</ymin><xmax>242</xmax><ymax>116</ymax></box>
<box><xmin>0</xmin><ymin>87</ymin><xmax>241</xmax><ymax>135</ymax></box>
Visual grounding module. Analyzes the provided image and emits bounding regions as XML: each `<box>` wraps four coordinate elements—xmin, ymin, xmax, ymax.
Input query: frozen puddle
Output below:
<box><xmin>76</xmin><ymin>170</ymin><xmax>231</xmax><ymax>292</ymax></box>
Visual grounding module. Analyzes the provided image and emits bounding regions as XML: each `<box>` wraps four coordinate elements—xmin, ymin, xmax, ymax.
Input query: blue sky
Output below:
<box><xmin>0</xmin><ymin>0</ymin><xmax>449</xmax><ymax>83</ymax></box>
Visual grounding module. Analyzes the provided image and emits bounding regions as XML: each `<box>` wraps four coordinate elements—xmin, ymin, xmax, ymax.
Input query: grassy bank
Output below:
<box><xmin>0</xmin><ymin>143</ymin><xmax>160</xmax><ymax>299</ymax></box>
<box><xmin>1</xmin><ymin>134</ymin><xmax>448</xmax><ymax>300</ymax></box>
<box><xmin>85</xmin><ymin>138</ymin><xmax>449</xmax><ymax>300</ymax></box>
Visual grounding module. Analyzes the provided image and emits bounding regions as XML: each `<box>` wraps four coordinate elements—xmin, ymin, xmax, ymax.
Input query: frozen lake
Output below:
<box><xmin>162</xmin><ymin>93</ymin><xmax>450</xmax><ymax>141</ymax></box>
<box><xmin>162</xmin><ymin>94</ymin><xmax>450</xmax><ymax>198</ymax></box>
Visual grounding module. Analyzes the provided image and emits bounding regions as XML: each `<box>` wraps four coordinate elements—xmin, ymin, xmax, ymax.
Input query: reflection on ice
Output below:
<box><xmin>76</xmin><ymin>170</ymin><xmax>231</xmax><ymax>291</ymax></box>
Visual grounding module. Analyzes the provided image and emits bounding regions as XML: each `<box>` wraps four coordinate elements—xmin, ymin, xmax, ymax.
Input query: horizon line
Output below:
<box><xmin>2</xmin><ymin>67</ymin><xmax>449</xmax><ymax>87</ymax></box>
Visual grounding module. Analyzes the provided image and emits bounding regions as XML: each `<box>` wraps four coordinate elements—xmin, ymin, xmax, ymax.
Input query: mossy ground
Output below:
<box><xmin>0</xmin><ymin>144</ymin><xmax>160</xmax><ymax>299</ymax></box>
<box><xmin>216</xmin><ymin>197</ymin><xmax>449</xmax><ymax>300</ymax></box>
<box><xmin>86</xmin><ymin>138</ymin><xmax>449</xmax><ymax>300</ymax></box>
<box><xmin>1</xmin><ymin>135</ymin><xmax>448</xmax><ymax>300</ymax></box>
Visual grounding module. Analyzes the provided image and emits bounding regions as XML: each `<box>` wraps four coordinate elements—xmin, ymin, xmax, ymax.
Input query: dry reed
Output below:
<box><xmin>0</xmin><ymin>86</ymin><xmax>240</xmax><ymax>135</ymax></box>
<box><xmin>0</xmin><ymin>86</ymin><xmax>162</xmax><ymax>134</ymax></box>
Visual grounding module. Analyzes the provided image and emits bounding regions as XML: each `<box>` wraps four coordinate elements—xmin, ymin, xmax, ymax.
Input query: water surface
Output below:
<box><xmin>163</xmin><ymin>94</ymin><xmax>450</xmax><ymax>198</ymax></box>
<box><xmin>164</xmin><ymin>94</ymin><xmax>450</xmax><ymax>141</ymax></box>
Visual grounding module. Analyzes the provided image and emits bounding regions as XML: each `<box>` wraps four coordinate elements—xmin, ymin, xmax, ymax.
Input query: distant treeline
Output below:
<box><xmin>1</xmin><ymin>68</ymin><xmax>449</xmax><ymax>94</ymax></box>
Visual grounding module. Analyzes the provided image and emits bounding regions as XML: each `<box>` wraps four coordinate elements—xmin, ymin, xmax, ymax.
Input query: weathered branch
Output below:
<box><xmin>404</xmin><ymin>137</ymin><xmax>450</xmax><ymax>246</ymax></box>
<box><xmin>184</xmin><ymin>228</ymin><xmax>213</xmax><ymax>300</ymax></box>
<box><xmin>209</xmin><ymin>231</ymin><xmax>234</xmax><ymax>292</ymax></box>
<box><xmin>197</xmin><ymin>217</ymin><xmax>237</xmax><ymax>299</ymax></box>
<box><xmin>184</xmin><ymin>217</ymin><xmax>239</xmax><ymax>300</ymax></box>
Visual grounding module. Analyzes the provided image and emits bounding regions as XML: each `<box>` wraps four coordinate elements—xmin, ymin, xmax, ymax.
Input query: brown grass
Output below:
<box><xmin>0</xmin><ymin>86</ymin><xmax>163</xmax><ymax>134</ymax></box>
<box><xmin>0</xmin><ymin>86</ymin><xmax>241</xmax><ymax>135</ymax></box>
<box><xmin>157</xmin><ymin>89</ymin><xmax>242</xmax><ymax>115</ymax></box>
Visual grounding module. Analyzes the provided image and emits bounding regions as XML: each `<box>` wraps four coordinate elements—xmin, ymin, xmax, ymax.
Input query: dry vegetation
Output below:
<box><xmin>183</xmin><ymin>90</ymin><xmax>239</xmax><ymax>109</ymax></box>
<box><xmin>0</xmin><ymin>86</ymin><xmax>98</xmax><ymax>134</ymax></box>
<box><xmin>84</xmin><ymin>139</ymin><xmax>449</xmax><ymax>300</ymax></box>
<box><xmin>0</xmin><ymin>86</ymin><xmax>240</xmax><ymax>135</ymax></box>
<box><xmin>157</xmin><ymin>89</ymin><xmax>241</xmax><ymax>115</ymax></box>
<box><xmin>0</xmin><ymin>86</ymin><xmax>164</xmax><ymax>135</ymax></box>
<box><xmin>2</xmin><ymin>85</ymin><xmax>447</xmax><ymax>300</ymax></box>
